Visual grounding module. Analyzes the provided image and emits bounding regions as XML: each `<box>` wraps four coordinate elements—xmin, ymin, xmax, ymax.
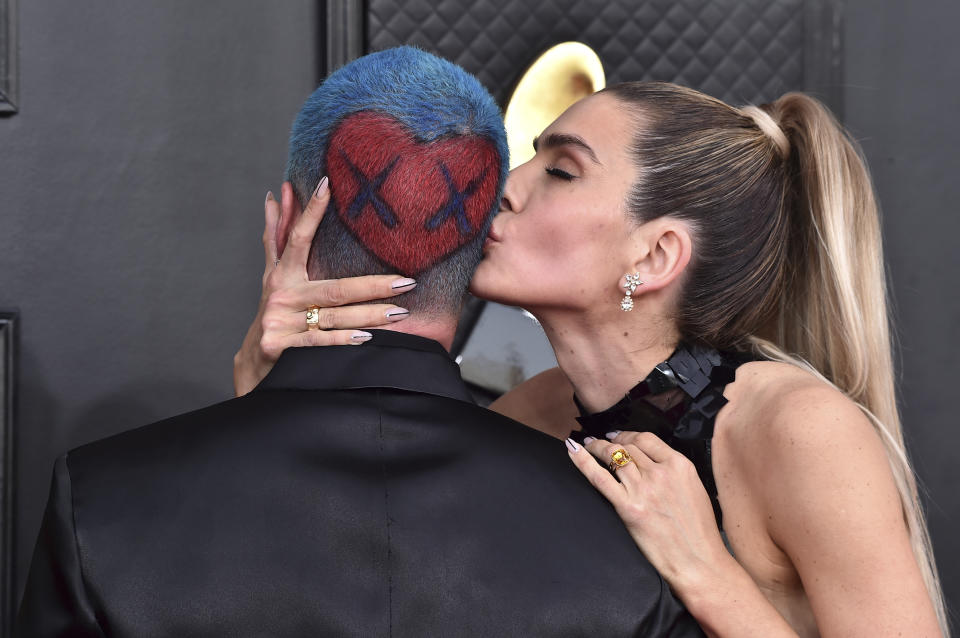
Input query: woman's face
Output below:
<box><xmin>470</xmin><ymin>92</ymin><xmax>641</xmax><ymax>313</ymax></box>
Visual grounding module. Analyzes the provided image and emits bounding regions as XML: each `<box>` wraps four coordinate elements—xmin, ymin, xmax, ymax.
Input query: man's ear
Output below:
<box><xmin>630</xmin><ymin>219</ymin><xmax>694</xmax><ymax>294</ymax></box>
<box><xmin>277</xmin><ymin>181</ymin><xmax>304</xmax><ymax>258</ymax></box>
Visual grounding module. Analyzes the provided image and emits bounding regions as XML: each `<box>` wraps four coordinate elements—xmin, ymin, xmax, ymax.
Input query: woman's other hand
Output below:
<box><xmin>233</xmin><ymin>177</ymin><xmax>417</xmax><ymax>396</ymax></box>
<box><xmin>567</xmin><ymin>431</ymin><xmax>734</xmax><ymax>590</ymax></box>
<box><xmin>566</xmin><ymin>431</ymin><xmax>803</xmax><ymax>636</ymax></box>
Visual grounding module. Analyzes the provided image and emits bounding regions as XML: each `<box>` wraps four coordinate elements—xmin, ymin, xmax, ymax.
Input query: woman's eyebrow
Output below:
<box><xmin>532</xmin><ymin>133</ymin><xmax>602</xmax><ymax>166</ymax></box>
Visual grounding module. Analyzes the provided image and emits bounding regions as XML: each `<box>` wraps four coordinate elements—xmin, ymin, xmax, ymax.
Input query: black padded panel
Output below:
<box><xmin>368</xmin><ymin>0</ymin><xmax>810</xmax><ymax>108</ymax></box>
<box><xmin>365</xmin><ymin>0</ymin><xmax>842</xmax><ymax>391</ymax></box>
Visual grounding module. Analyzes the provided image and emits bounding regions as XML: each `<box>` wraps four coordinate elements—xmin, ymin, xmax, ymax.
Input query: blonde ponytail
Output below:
<box><xmin>755</xmin><ymin>92</ymin><xmax>949</xmax><ymax>635</ymax></box>
<box><xmin>605</xmin><ymin>82</ymin><xmax>947</xmax><ymax>633</ymax></box>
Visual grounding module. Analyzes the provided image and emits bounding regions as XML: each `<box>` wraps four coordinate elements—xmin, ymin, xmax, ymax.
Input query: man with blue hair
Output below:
<box><xmin>286</xmin><ymin>45</ymin><xmax>509</xmax><ymax>322</ymax></box>
<box><xmin>16</xmin><ymin>47</ymin><xmax>702</xmax><ymax>636</ymax></box>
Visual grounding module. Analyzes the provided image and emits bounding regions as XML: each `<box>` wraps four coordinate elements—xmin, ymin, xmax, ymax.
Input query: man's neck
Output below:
<box><xmin>375</xmin><ymin>316</ymin><xmax>458</xmax><ymax>352</ymax></box>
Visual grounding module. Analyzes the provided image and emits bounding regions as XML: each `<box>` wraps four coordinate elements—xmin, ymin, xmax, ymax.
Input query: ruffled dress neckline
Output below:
<box><xmin>570</xmin><ymin>342</ymin><xmax>759</xmax><ymax>530</ymax></box>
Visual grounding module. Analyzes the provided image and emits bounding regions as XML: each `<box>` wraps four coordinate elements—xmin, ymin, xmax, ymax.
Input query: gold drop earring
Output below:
<box><xmin>620</xmin><ymin>273</ymin><xmax>644</xmax><ymax>311</ymax></box>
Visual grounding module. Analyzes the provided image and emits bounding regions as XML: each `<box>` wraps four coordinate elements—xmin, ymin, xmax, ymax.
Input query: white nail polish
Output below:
<box><xmin>583</xmin><ymin>436</ymin><xmax>596</xmax><ymax>445</ymax></box>
<box><xmin>385</xmin><ymin>308</ymin><xmax>409</xmax><ymax>321</ymax></box>
<box><xmin>565</xmin><ymin>438</ymin><xmax>580</xmax><ymax>452</ymax></box>
<box><xmin>391</xmin><ymin>278</ymin><xmax>417</xmax><ymax>290</ymax></box>
<box><xmin>605</xmin><ymin>430</ymin><xmax>621</xmax><ymax>439</ymax></box>
<box><xmin>314</xmin><ymin>175</ymin><xmax>328</xmax><ymax>198</ymax></box>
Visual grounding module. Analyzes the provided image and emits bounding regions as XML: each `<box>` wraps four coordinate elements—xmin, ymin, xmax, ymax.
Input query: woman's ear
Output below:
<box><xmin>630</xmin><ymin>219</ymin><xmax>693</xmax><ymax>294</ymax></box>
<box><xmin>277</xmin><ymin>181</ymin><xmax>304</xmax><ymax>258</ymax></box>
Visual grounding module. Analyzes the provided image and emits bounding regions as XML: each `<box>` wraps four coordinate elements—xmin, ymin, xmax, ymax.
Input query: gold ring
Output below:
<box><xmin>305</xmin><ymin>305</ymin><xmax>321</xmax><ymax>330</ymax></box>
<box><xmin>608</xmin><ymin>448</ymin><xmax>633</xmax><ymax>473</ymax></box>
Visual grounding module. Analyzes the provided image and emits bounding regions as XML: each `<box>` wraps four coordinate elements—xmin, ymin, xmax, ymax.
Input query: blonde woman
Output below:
<box><xmin>234</xmin><ymin>82</ymin><xmax>947</xmax><ymax>637</ymax></box>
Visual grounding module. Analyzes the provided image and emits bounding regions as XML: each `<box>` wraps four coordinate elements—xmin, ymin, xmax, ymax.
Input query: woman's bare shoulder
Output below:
<box><xmin>489</xmin><ymin>367</ymin><xmax>580</xmax><ymax>439</ymax></box>
<box><xmin>728</xmin><ymin>359</ymin><xmax>854</xmax><ymax>416</ymax></box>
<box><xmin>721</xmin><ymin>359</ymin><xmax>881</xmax><ymax>469</ymax></box>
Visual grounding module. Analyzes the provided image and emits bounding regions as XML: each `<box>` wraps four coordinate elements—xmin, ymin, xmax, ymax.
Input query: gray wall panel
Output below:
<box><xmin>844</xmin><ymin>0</ymin><xmax>960</xmax><ymax>617</ymax></box>
<box><xmin>0</xmin><ymin>0</ymin><xmax>317</xmax><ymax>607</ymax></box>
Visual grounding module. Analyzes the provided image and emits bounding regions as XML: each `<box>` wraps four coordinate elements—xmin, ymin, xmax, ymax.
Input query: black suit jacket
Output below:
<box><xmin>17</xmin><ymin>330</ymin><xmax>704</xmax><ymax>637</ymax></box>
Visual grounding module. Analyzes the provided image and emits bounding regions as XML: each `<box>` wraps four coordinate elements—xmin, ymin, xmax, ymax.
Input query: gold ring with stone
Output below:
<box><xmin>608</xmin><ymin>448</ymin><xmax>633</xmax><ymax>473</ymax></box>
<box><xmin>305</xmin><ymin>305</ymin><xmax>321</xmax><ymax>330</ymax></box>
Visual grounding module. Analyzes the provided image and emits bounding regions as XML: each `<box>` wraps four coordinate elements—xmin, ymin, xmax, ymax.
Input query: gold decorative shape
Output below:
<box><xmin>611</xmin><ymin>449</ymin><xmax>630</xmax><ymax>466</ymax></box>
<box><xmin>504</xmin><ymin>42</ymin><xmax>606</xmax><ymax>169</ymax></box>
<box><xmin>306</xmin><ymin>305</ymin><xmax>321</xmax><ymax>330</ymax></box>
<box><xmin>608</xmin><ymin>448</ymin><xmax>632</xmax><ymax>472</ymax></box>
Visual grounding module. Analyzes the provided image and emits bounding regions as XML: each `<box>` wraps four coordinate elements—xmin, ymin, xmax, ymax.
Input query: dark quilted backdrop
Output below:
<box><xmin>365</xmin><ymin>0</ymin><xmax>839</xmax><ymax>386</ymax></box>
<box><xmin>368</xmin><ymin>0</ymin><xmax>819</xmax><ymax>111</ymax></box>
<box><xmin>364</xmin><ymin>0</ymin><xmax>960</xmax><ymax>623</ymax></box>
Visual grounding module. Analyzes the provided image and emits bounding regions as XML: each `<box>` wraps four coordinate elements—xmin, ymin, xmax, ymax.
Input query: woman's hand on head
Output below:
<box><xmin>232</xmin><ymin>177</ymin><xmax>416</xmax><ymax>397</ymax></box>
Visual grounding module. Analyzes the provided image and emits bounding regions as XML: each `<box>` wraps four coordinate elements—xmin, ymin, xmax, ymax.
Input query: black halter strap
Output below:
<box><xmin>571</xmin><ymin>342</ymin><xmax>757</xmax><ymax>530</ymax></box>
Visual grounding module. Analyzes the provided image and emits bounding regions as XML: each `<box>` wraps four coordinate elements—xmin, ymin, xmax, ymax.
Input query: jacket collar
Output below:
<box><xmin>251</xmin><ymin>329</ymin><xmax>474</xmax><ymax>404</ymax></box>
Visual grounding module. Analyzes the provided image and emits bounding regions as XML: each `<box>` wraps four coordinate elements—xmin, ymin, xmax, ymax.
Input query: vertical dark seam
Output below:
<box><xmin>376</xmin><ymin>389</ymin><xmax>393</xmax><ymax>636</ymax></box>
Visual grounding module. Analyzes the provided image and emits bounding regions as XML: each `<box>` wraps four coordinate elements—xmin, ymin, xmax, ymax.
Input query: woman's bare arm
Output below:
<box><xmin>745</xmin><ymin>382</ymin><xmax>942</xmax><ymax>637</ymax></box>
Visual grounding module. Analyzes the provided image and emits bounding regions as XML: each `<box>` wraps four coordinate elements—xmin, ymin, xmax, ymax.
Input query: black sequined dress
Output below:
<box><xmin>570</xmin><ymin>342</ymin><xmax>760</xmax><ymax>532</ymax></box>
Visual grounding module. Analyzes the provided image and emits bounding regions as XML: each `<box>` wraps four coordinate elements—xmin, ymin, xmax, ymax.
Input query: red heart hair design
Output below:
<box><xmin>326</xmin><ymin>111</ymin><xmax>500</xmax><ymax>275</ymax></box>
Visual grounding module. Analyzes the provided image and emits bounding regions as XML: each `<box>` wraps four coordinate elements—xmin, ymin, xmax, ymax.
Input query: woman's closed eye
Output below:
<box><xmin>545</xmin><ymin>166</ymin><xmax>577</xmax><ymax>181</ymax></box>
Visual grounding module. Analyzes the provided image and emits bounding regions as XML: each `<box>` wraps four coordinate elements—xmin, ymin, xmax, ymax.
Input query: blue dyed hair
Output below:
<box><xmin>287</xmin><ymin>46</ymin><xmax>508</xmax><ymax>200</ymax></box>
<box><xmin>284</xmin><ymin>46</ymin><xmax>508</xmax><ymax>317</ymax></box>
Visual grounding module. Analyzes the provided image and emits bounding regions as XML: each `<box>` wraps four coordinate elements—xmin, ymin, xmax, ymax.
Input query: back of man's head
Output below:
<box><xmin>286</xmin><ymin>47</ymin><xmax>508</xmax><ymax>318</ymax></box>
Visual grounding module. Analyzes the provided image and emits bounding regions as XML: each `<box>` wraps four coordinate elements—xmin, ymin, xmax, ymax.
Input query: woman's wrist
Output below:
<box><xmin>669</xmin><ymin>547</ymin><xmax>740</xmax><ymax>613</ymax></box>
<box><xmin>675</xmin><ymin>551</ymin><xmax>797</xmax><ymax>638</ymax></box>
<box><xmin>233</xmin><ymin>348</ymin><xmax>255</xmax><ymax>396</ymax></box>
<box><xmin>233</xmin><ymin>326</ymin><xmax>266</xmax><ymax>396</ymax></box>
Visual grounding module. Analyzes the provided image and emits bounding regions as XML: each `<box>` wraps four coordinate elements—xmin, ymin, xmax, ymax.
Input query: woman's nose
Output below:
<box><xmin>499</xmin><ymin>174</ymin><xmax>519</xmax><ymax>213</ymax></box>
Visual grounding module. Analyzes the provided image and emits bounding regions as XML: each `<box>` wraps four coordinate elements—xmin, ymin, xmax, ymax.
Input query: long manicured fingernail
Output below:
<box><xmin>266</xmin><ymin>190</ymin><xmax>274</xmax><ymax>203</ymax></box>
<box><xmin>386</xmin><ymin>308</ymin><xmax>409</xmax><ymax>322</ymax></box>
<box><xmin>350</xmin><ymin>331</ymin><xmax>372</xmax><ymax>344</ymax></box>
<box><xmin>583</xmin><ymin>436</ymin><xmax>596</xmax><ymax>445</ymax></box>
<box><xmin>391</xmin><ymin>278</ymin><xmax>417</xmax><ymax>291</ymax></box>
<box><xmin>314</xmin><ymin>176</ymin><xmax>329</xmax><ymax>198</ymax></box>
<box><xmin>565</xmin><ymin>438</ymin><xmax>580</xmax><ymax>453</ymax></box>
<box><xmin>605</xmin><ymin>430</ymin><xmax>621</xmax><ymax>439</ymax></box>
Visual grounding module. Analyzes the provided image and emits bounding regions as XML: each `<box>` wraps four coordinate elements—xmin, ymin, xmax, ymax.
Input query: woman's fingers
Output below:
<box><xmin>605</xmin><ymin>430</ymin><xmax>675</xmax><ymax>463</ymax></box>
<box><xmin>295</xmin><ymin>275</ymin><xmax>417</xmax><ymax>308</ymax></box>
<box><xmin>581</xmin><ymin>437</ymin><xmax>651</xmax><ymax>493</ymax></box>
<box><xmin>262</xmin><ymin>191</ymin><xmax>281</xmax><ymax>271</ymax></box>
<box><xmin>261</xmin><ymin>328</ymin><xmax>373</xmax><ymax>360</ymax></box>
<box><xmin>565</xmin><ymin>438</ymin><xmax>627</xmax><ymax>507</ymax></box>
<box><xmin>566</xmin><ymin>433</ymin><xmax>730</xmax><ymax>593</ymax></box>
<box><xmin>282</xmin><ymin>329</ymin><xmax>374</xmax><ymax>349</ymax></box>
<box><xmin>280</xmin><ymin>176</ymin><xmax>329</xmax><ymax>272</ymax></box>
<box><xmin>584</xmin><ymin>436</ymin><xmax>654</xmax><ymax>467</ymax></box>
<box><xmin>263</xmin><ymin>276</ymin><xmax>416</xmax><ymax>317</ymax></box>
<box><xmin>303</xmin><ymin>303</ymin><xmax>409</xmax><ymax>330</ymax></box>
<box><xmin>263</xmin><ymin>303</ymin><xmax>409</xmax><ymax>334</ymax></box>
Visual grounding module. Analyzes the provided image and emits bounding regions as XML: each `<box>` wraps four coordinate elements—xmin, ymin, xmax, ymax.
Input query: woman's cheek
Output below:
<box><xmin>470</xmin><ymin>250</ymin><xmax>523</xmax><ymax>301</ymax></box>
<box><xmin>532</xmin><ymin>218</ymin><xmax>585</xmax><ymax>267</ymax></box>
